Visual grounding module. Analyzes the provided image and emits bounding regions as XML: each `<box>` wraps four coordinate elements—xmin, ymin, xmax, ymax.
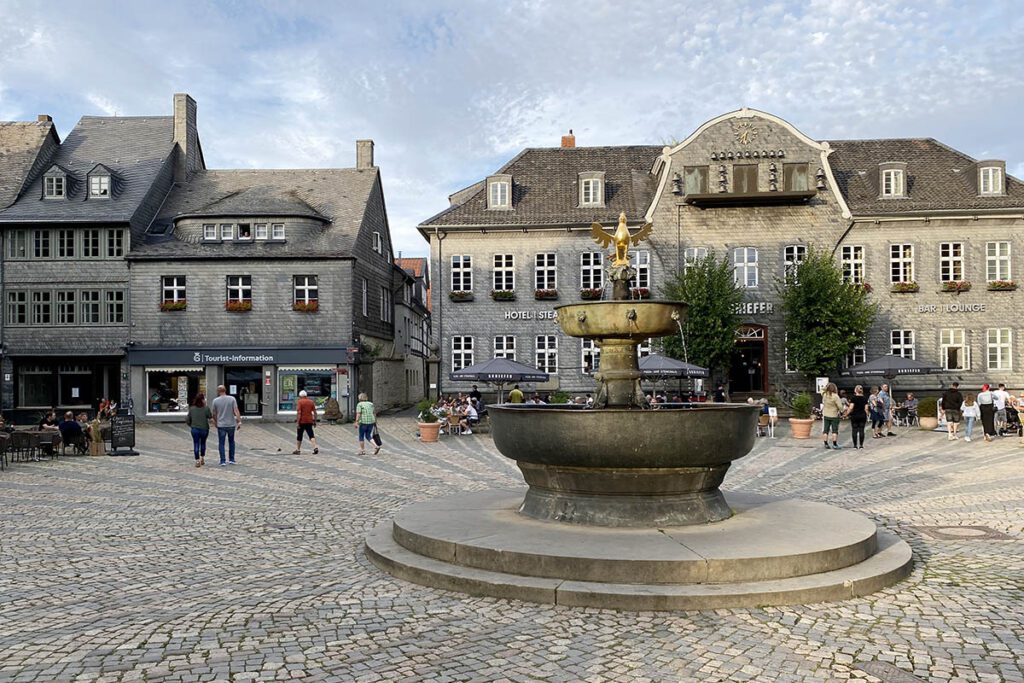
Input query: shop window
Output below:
<box><xmin>146</xmin><ymin>368</ymin><xmax>207</xmax><ymax>413</ymax></box>
<box><xmin>277</xmin><ymin>368</ymin><xmax>336</xmax><ymax>412</ymax></box>
<box><xmin>684</xmin><ymin>166</ymin><xmax>708</xmax><ymax>195</ymax></box>
<box><xmin>17</xmin><ymin>364</ymin><xmax>51</xmax><ymax>408</ymax></box>
<box><xmin>59</xmin><ymin>364</ymin><xmax>93</xmax><ymax>407</ymax></box>
<box><xmin>6</xmin><ymin>291</ymin><xmax>27</xmax><ymax>325</ymax></box>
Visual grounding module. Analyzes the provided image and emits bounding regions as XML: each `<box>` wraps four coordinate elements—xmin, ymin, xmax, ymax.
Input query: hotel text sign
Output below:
<box><xmin>504</xmin><ymin>310</ymin><xmax>558</xmax><ymax>321</ymax></box>
<box><xmin>917</xmin><ymin>303</ymin><xmax>987</xmax><ymax>314</ymax></box>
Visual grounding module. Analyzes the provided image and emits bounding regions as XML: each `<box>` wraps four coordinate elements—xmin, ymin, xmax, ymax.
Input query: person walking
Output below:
<box><xmin>941</xmin><ymin>382</ymin><xmax>963</xmax><ymax>441</ymax></box>
<box><xmin>960</xmin><ymin>393</ymin><xmax>980</xmax><ymax>443</ymax></box>
<box><xmin>977</xmin><ymin>383</ymin><xmax>996</xmax><ymax>442</ymax></box>
<box><xmin>508</xmin><ymin>384</ymin><xmax>525</xmax><ymax>404</ymax></box>
<box><xmin>821</xmin><ymin>382</ymin><xmax>843</xmax><ymax>449</ymax></box>
<box><xmin>878</xmin><ymin>384</ymin><xmax>895</xmax><ymax>436</ymax></box>
<box><xmin>293</xmin><ymin>390</ymin><xmax>319</xmax><ymax>455</ymax></box>
<box><xmin>355</xmin><ymin>392</ymin><xmax>379</xmax><ymax>455</ymax></box>
<box><xmin>868</xmin><ymin>387</ymin><xmax>883</xmax><ymax>438</ymax></box>
<box><xmin>211</xmin><ymin>385</ymin><xmax>241</xmax><ymax>465</ymax></box>
<box><xmin>845</xmin><ymin>385</ymin><xmax>869</xmax><ymax>449</ymax></box>
<box><xmin>186</xmin><ymin>392</ymin><xmax>213</xmax><ymax>467</ymax></box>
<box><xmin>993</xmin><ymin>383</ymin><xmax>1010</xmax><ymax>436</ymax></box>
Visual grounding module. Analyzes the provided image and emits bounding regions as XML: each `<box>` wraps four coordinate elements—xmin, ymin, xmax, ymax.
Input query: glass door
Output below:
<box><xmin>225</xmin><ymin>366</ymin><xmax>263</xmax><ymax>416</ymax></box>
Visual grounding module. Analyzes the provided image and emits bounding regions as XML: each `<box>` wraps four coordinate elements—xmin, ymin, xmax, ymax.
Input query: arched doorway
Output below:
<box><xmin>730</xmin><ymin>324</ymin><xmax>768</xmax><ymax>394</ymax></box>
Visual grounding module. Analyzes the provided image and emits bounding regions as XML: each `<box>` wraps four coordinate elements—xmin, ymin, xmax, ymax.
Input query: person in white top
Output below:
<box><xmin>992</xmin><ymin>383</ymin><xmax>1010</xmax><ymax>435</ymax></box>
<box><xmin>459</xmin><ymin>399</ymin><xmax>478</xmax><ymax>435</ymax></box>
<box><xmin>960</xmin><ymin>393</ymin><xmax>981</xmax><ymax>442</ymax></box>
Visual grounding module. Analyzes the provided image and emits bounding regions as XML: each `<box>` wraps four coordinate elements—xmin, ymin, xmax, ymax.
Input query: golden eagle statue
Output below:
<box><xmin>590</xmin><ymin>212</ymin><xmax>653</xmax><ymax>266</ymax></box>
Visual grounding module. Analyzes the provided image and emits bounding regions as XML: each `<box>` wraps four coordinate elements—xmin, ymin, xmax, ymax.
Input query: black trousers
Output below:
<box><xmin>850</xmin><ymin>419</ymin><xmax>866</xmax><ymax>447</ymax></box>
<box><xmin>980</xmin><ymin>403</ymin><xmax>996</xmax><ymax>436</ymax></box>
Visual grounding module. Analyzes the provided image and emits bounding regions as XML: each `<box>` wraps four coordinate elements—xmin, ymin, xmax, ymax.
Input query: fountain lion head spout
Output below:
<box><xmin>488</xmin><ymin>212</ymin><xmax>759</xmax><ymax>527</ymax></box>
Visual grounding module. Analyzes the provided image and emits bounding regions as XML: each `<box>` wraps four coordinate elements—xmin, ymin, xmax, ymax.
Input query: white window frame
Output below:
<box><xmin>105</xmin><ymin>290</ymin><xmax>125</xmax><ymax>324</ymax></box>
<box><xmin>636</xmin><ymin>338</ymin><xmax>653</xmax><ymax>360</ymax></box>
<box><xmin>44</xmin><ymin>175</ymin><xmax>65</xmax><ymax>198</ymax></box>
<box><xmin>980</xmin><ymin>167</ymin><xmax>1003</xmax><ymax>195</ymax></box>
<box><xmin>890</xmin><ymin>330</ymin><xmax>915</xmax><ymax>359</ymax></box>
<box><xmin>683</xmin><ymin>247</ymin><xmax>708</xmax><ymax>271</ymax></box>
<box><xmin>488</xmin><ymin>181</ymin><xmax>510</xmax><ymax>209</ymax></box>
<box><xmin>161</xmin><ymin>275</ymin><xmax>187</xmax><ymax>304</ymax></box>
<box><xmin>372</xmin><ymin>231</ymin><xmax>383</xmax><ymax>254</ymax></box>
<box><xmin>889</xmin><ymin>244</ymin><xmax>914</xmax><ymax>283</ymax></box>
<box><xmin>80</xmin><ymin>290</ymin><xmax>101</xmax><ymax>324</ymax></box>
<box><xmin>361</xmin><ymin>278</ymin><xmax>368</xmax><ymax>316</ymax></box>
<box><xmin>89</xmin><ymin>175</ymin><xmax>110</xmax><ymax>198</ymax></box>
<box><xmin>843</xmin><ymin>344</ymin><xmax>866</xmax><ymax>369</ymax></box>
<box><xmin>493</xmin><ymin>335</ymin><xmax>516</xmax><ymax>360</ymax></box>
<box><xmin>106</xmin><ymin>228</ymin><xmax>124</xmax><ymax>258</ymax></box>
<box><xmin>254</xmin><ymin>223</ymin><xmax>268</xmax><ymax>240</ymax></box>
<box><xmin>535</xmin><ymin>253</ymin><xmax>557</xmax><ymax>290</ymax></box>
<box><xmin>535</xmin><ymin>335</ymin><xmax>558</xmax><ymax>374</ymax></box>
<box><xmin>629</xmin><ymin>250</ymin><xmax>650</xmax><ymax>289</ymax></box>
<box><xmin>580</xmin><ymin>252</ymin><xmax>604</xmax><ymax>290</ymax></box>
<box><xmin>57</xmin><ymin>229</ymin><xmax>76</xmax><ymax>259</ymax></box>
<box><xmin>380</xmin><ymin>286</ymin><xmax>393</xmax><ymax>323</ymax></box>
<box><xmin>226</xmin><ymin>275</ymin><xmax>252</xmax><ymax>302</ymax></box>
<box><xmin>271</xmin><ymin>223</ymin><xmax>286</xmax><ymax>240</ymax></box>
<box><xmin>203</xmin><ymin>224</ymin><xmax>218</xmax><ymax>240</ymax></box>
<box><xmin>939</xmin><ymin>242</ymin><xmax>964</xmax><ymax>282</ymax></box>
<box><xmin>783</xmin><ymin>245</ymin><xmax>806</xmax><ymax>281</ymax></box>
<box><xmin>493</xmin><ymin>254</ymin><xmax>515</xmax><ymax>291</ymax></box>
<box><xmin>881</xmin><ymin>169</ymin><xmax>904</xmax><ymax>197</ymax></box>
<box><xmin>293</xmin><ymin>275</ymin><xmax>318</xmax><ymax>304</ymax></box>
<box><xmin>33</xmin><ymin>229</ymin><xmax>51</xmax><ymax>259</ymax></box>
<box><xmin>219</xmin><ymin>224</ymin><xmax>233</xmax><ymax>240</ymax></box>
<box><xmin>841</xmin><ymin>245</ymin><xmax>865</xmax><ymax>284</ymax></box>
<box><xmin>452</xmin><ymin>336</ymin><xmax>474</xmax><ymax>371</ymax></box>
<box><xmin>31</xmin><ymin>291</ymin><xmax>51</xmax><ymax>325</ymax></box>
<box><xmin>732</xmin><ymin>247</ymin><xmax>758</xmax><ymax>288</ymax></box>
<box><xmin>940</xmin><ymin>328</ymin><xmax>969</xmax><ymax>371</ymax></box>
<box><xmin>581</xmin><ymin>339</ymin><xmax>600</xmax><ymax>374</ymax></box>
<box><xmin>82</xmin><ymin>229</ymin><xmax>101</xmax><ymax>258</ymax></box>
<box><xmin>56</xmin><ymin>290</ymin><xmax>76</xmax><ymax>325</ymax></box>
<box><xmin>451</xmin><ymin>255</ymin><xmax>472</xmax><ymax>292</ymax></box>
<box><xmin>986</xmin><ymin>241</ymin><xmax>1011</xmax><ymax>282</ymax></box>
<box><xmin>987</xmin><ymin>328</ymin><xmax>1012</xmax><ymax>371</ymax></box>
<box><xmin>581</xmin><ymin>178</ymin><xmax>603</xmax><ymax>206</ymax></box>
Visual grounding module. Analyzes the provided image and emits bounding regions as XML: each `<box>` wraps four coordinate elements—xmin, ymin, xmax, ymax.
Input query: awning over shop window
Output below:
<box><xmin>277</xmin><ymin>366</ymin><xmax>335</xmax><ymax>371</ymax></box>
<box><xmin>145</xmin><ymin>367</ymin><xmax>205</xmax><ymax>373</ymax></box>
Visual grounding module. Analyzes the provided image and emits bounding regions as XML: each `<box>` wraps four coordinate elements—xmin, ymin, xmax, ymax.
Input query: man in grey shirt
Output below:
<box><xmin>211</xmin><ymin>385</ymin><xmax>241</xmax><ymax>465</ymax></box>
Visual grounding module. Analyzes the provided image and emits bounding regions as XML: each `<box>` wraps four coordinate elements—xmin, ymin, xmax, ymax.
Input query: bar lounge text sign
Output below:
<box><xmin>917</xmin><ymin>303</ymin><xmax>987</xmax><ymax>314</ymax></box>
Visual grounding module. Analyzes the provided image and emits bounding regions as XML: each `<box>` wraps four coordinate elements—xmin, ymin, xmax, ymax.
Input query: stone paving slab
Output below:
<box><xmin>0</xmin><ymin>418</ymin><xmax>1022</xmax><ymax>681</ymax></box>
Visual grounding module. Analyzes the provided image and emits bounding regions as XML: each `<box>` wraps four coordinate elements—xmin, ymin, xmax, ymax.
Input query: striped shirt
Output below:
<box><xmin>355</xmin><ymin>401</ymin><xmax>376</xmax><ymax>425</ymax></box>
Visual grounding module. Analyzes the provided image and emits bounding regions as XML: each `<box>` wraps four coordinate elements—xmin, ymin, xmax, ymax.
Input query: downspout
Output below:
<box><xmin>434</xmin><ymin>228</ymin><xmax>446</xmax><ymax>398</ymax></box>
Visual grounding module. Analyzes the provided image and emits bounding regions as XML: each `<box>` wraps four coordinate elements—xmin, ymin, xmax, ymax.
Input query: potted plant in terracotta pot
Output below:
<box><xmin>789</xmin><ymin>392</ymin><xmax>815</xmax><ymax>439</ymax></box>
<box><xmin>917</xmin><ymin>397</ymin><xmax>938</xmax><ymax>431</ymax></box>
<box><xmin>416</xmin><ymin>398</ymin><xmax>441</xmax><ymax>443</ymax></box>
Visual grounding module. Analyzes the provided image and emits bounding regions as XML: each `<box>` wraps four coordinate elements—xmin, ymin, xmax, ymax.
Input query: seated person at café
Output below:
<box><xmin>459</xmin><ymin>399</ymin><xmax>479</xmax><ymax>434</ymax></box>
<box><xmin>59</xmin><ymin>411</ymin><xmax>85</xmax><ymax>448</ymax></box>
<box><xmin>38</xmin><ymin>410</ymin><xmax>60</xmax><ymax>431</ymax></box>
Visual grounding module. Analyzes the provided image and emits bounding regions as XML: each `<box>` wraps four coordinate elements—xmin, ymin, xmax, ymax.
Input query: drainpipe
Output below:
<box><xmin>434</xmin><ymin>228</ymin><xmax>446</xmax><ymax>398</ymax></box>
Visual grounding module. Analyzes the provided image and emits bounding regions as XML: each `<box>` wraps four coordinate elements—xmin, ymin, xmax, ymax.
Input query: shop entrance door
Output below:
<box><xmin>225</xmin><ymin>366</ymin><xmax>263</xmax><ymax>416</ymax></box>
<box><xmin>730</xmin><ymin>324</ymin><xmax>768</xmax><ymax>394</ymax></box>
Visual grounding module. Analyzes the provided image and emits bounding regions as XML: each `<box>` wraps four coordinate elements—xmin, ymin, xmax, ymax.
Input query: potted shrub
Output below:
<box><xmin>292</xmin><ymin>300</ymin><xmax>319</xmax><ymax>312</ymax></box>
<box><xmin>160</xmin><ymin>300</ymin><xmax>187</xmax><ymax>311</ymax></box>
<box><xmin>890</xmin><ymin>281</ymin><xmax>919</xmax><ymax>293</ymax></box>
<box><xmin>225</xmin><ymin>299</ymin><xmax>252</xmax><ymax>312</ymax></box>
<box><xmin>416</xmin><ymin>398</ymin><xmax>441</xmax><ymax>443</ymax></box>
<box><xmin>580</xmin><ymin>288</ymin><xmax>603</xmax><ymax>300</ymax></box>
<box><xmin>491</xmin><ymin>289</ymin><xmax>515</xmax><ymax>301</ymax></box>
<box><xmin>788</xmin><ymin>392</ymin><xmax>815</xmax><ymax>439</ymax></box>
<box><xmin>449</xmin><ymin>290</ymin><xmax>474</xmax><ymax>302</ymax></box>
<box><xmin>917</xmin><ymin>396</ymin><xmax>938</xmax><ymax>431</ymax></box>
<box><xmin>534</xmin><ymin>289</ymin><xmax>558</xmax><ymax>300</ymax></box>
<box><xmin>941</xmin><ymin>280</ymin><xmax>971</xmax><ymax>293</ymax></box>
<box><xmin>987</xmin><ymin>280</ymin><xmax>1018</xmax><ymax>291</ymax></box>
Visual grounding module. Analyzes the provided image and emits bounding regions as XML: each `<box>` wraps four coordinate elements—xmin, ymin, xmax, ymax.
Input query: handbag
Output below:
<box><xmin>371</xmin><ymin>424</ymin><xmax>383</xmax><ymax>447</ymax></box>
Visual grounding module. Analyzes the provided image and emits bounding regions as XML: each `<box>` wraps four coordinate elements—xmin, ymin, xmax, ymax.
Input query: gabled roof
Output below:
<box><xmin>420</xmin><ymin>145</ymin><xmax>662</xmax><ymax>228</ymax></box>
<box><xmin>0</xmin><ymin>120</ymin><xmax>57</xmax><ymax>208</ymax></box>
<box><xmin>826</xmin><ymin>138</ymin><xmax>1024</xmax><ymax>214</ymax></box>
<box><xmin>395</xmin><ymin>256</ymin><xmax>427</xmax><ymax>278</ymax></box>
<box><xmin>0</xmin><ymin>116</ymin><xmax>174</xmax><ymax>223</ymax></box>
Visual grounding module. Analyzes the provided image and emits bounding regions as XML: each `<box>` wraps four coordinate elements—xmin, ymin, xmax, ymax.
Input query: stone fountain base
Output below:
<box><xmin>365</xmin><ymin>489</ymin><xmax>912</xmax><ymax>611</ymax></box>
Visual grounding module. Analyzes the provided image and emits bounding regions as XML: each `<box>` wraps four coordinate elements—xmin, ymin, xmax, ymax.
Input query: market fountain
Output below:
<box><xmin>366</xmin><ymin>214</ymin><xmax>912</xmax><ymax>610</ymax></box>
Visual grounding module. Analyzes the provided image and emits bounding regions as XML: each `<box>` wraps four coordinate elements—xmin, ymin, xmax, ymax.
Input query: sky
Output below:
<box><xmin>1</xmin><ymin>0</ymin><xmax>1022</xmax><ymax>258</ymax></box>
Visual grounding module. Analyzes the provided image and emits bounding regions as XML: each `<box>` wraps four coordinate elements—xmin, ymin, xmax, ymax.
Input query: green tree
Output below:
<box><xmin>658</xmin><ymin>252</ymin><xmax>744</xmax><ymax>376</ymax></box>
<box><xmin>778</xmin><ymin>247</ymin><xmax>878</xmax><ymax>377</ymax></box>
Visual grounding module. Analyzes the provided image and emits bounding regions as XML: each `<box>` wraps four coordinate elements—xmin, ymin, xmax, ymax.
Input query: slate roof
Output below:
<box><xmin>0</xmin><ymin>120</ymin><xmax>56</xmax><ymax>209</ymax></box>
<box><xmin>420</xmin><ymin>146</ymin><xmax>662</xmax><ymax>228</ymax></box>
<box><xmin>0</xmin><ymin>116</ymin><xmax>174</xmax><ymax>223</ymax></box>
<box><xmin>130</xmin><ymin>168</ymin><xmax>379</xmax><ymax>259</ymax></box>
<box><xmin>826</xmin><ymin>138</ymin><xmax>1024</xmax><ymax>214</ymax></box>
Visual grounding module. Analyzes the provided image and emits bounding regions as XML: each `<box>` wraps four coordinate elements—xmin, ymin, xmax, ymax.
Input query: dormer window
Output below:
<box><xmin>879</xmin><ymin>162</ymin><xmax>907</xmax><ymax>198</ymax></box>
<box><xmin>487</xmin><ymin>175</ymin><xmax>512</xmax><ymax>210</ymax></box>
<box><xmin>578</xmin><ymin>172</ymin><xmax>606</xmax><ymax>207</ymax></box>
<box><xmin>203</xmin><ymin>224</ymin><xmax>217</xmax><ymax>240</ymax></box>
<box><xmin>979</xmin><ymin>165</ymin><xmax>1003</xmax><ymax>195</ymax></box>
<box><xmin>238</xmin><ymin>223</ymin><xmax>252</xmax><ymax>240</ymax></box>
<box><xmin>271</xmin><ymin>223</ymin><xmax>285</xmax><ymax>240</ymax></box>
<box><xmin>44</xmin><ymin>175</ymin><xmax>65</xmax><ymax>199</ymax></box>
<box><xmin>255</xmin><ymin>223</ymin><xmax>268</xmax><ymax>240</ymax></box>
<box><xmin>89</xmin><ymin>175</ymin><xmax>110</xmax><ymax>198</ymax></box>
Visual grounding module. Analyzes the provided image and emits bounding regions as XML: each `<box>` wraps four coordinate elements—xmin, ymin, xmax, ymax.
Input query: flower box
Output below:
<box><xmin>987</xmin><ymin>280</ymin><xmax>1018</xmax><ymax>291</ymax></box>
<box><xmin>160</xmin><ymin>300</ymin><xmax>186</xmax><ymax>311</ymax></box>
<box><xmin>941</xmin><ymin>280</ymin><xmax>971</xmax><ymax>293</ymax></box>
<box><xmin>890</xmin><ymin>281</ymin><xmax>918</xmax><ymax>293</ymax></box>
<box><xmin>292</xmin><ymin>300</ymin><xmax>319</xmax><ymax>312</ymax></box>
<box><xmin>490</xmin><ymin>290</ymin><xmax>516</xmax><ymax>301</ymax></box>
<box><xmin>580</xmin><ymin>288</ymin><xmax>603</xmax><ymax>300</ymax></box>
<box><xmin>534</xmin><ymin>289</ymin><xmax>558</xmax><ymax>300</ymax></box>
<box><xmin>856</xmin><ymin>282</ymin><xmax>873</xmax><ymax>293</ymax></box>
<box><xmin>449</xmin><ymin>291</ymin><xmax>474</xmax><ymax>302</ymax></box>
<box><xmin>631</xmin><ymin>287</ymin><xmax>651</xmax><ymax>299</ymax></box>
<box><xmin>225</xmin><ymin>300</ymin><xmax>252</xmax><ymax>312</ymax></box>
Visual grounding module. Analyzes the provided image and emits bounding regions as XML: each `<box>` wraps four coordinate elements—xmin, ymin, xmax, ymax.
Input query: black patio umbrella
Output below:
<box><xmin>638</xmin><ymin>354</ymin><xmax>710</xmax><ymax>378</ymax></box>
<box><xmin>449</xmin><ymin>357</ymin><xmax>550</xmax><ymax>402</ymax></box>
<box><xmin>840</xmin><ymin>354</ymin><xmax>942</xmax><ymax>379</ymax></box>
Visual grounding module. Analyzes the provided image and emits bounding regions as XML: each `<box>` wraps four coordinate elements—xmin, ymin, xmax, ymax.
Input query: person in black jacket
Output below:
<box><xmin>941</xmin><ymin>382</ymin><xmax>963</xmax><ymax>440</ymax></box>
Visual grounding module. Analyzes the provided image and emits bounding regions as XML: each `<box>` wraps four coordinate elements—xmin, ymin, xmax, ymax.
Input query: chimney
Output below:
<box><xmin>37</xmin><ymin>114</ymin><xmax>52</xmax><ymax>123</ymax></box>
<box><xmin>173</xmin><ymin>93</ymin><xmax>199</xmax><ymax>182</ymax></box>
<box><xmin>356</xmin><ymin>139</ymin><xmax>375</xmax><ymax>169</ymax></box>
<box><xmin>561</xmin><ymin>129</ymin><xmax>576</xmax><ymax>148</ymax></box>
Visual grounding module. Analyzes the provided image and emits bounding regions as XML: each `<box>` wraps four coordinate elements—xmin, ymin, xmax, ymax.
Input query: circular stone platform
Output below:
<box><xmin>365</xmin><ymin>489</ymin><xmax>913</xmax><ymax>611</ymax></box>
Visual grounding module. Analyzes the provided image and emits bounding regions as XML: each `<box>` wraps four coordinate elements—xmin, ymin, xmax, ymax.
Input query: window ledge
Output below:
<box><xmin>684</xmin><ymin>190</ymin><xmax>815</xmax><ymax>208</ymax></box>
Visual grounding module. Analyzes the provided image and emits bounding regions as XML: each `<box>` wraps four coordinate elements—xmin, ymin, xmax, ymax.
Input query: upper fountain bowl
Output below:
<box><xmin>555</xmin><ymin>300</ymin><xmax>688</xmax><ymax>340</ymax></box>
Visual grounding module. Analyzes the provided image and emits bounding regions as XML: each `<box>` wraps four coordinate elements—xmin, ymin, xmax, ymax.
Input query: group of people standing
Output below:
<box><xmin>941</xmin><ymin>382</ymin><xmax>1023</xmax><ymax>444</ymax></box>
<box><xmin>821</xmin><ymin>382</ymin><xmax>907</xmax><ymax>449</ymax></box>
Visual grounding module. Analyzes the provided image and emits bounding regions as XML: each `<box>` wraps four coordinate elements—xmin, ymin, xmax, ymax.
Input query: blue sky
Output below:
<box><xmin>2</xmin><ymin>1</ymin><xmax>1022</xmax><ymax>257</ymax></box>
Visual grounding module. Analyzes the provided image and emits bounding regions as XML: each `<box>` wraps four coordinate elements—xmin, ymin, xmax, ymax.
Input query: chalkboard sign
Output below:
<box><xmin>110</xmin><ymin>414</ymin><xmax>136</xmax><ymax>449</ymax></box>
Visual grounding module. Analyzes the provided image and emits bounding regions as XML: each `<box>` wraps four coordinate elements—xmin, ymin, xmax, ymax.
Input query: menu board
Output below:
<box><xmin>110</xmin><ymin>415</ymin><xmax>136</xmax><ymax>449</ymax></box>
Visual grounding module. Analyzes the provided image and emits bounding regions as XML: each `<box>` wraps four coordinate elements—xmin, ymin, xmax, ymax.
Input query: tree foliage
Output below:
<box><xmin>778</xmin><ymin>247</ymin><xmax>878</xmax><ymax>377</ymax></box>
<box><xmin>658</xmin><ymin>252</ymin><xmax>744</xmax><ymax>376</ymax></box>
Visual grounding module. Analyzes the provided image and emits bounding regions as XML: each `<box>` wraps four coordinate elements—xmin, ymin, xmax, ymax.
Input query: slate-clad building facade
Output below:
<box><xmin>0</xmin><ymin>95</ymin><xmax>405</xmax><ymax>422</ymax></box>
<box><xmin>420</xmin><ymin>110</ymin><xmax>1024</xmax><ymax>397</ymax></box>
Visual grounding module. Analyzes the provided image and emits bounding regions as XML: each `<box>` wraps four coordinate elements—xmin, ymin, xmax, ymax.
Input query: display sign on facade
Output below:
<box><xmin>917</xmin><ymin>303</ymin><xmax>987</xmax><ymax>314</ymax></box>
<box><xmin>734</xmin><ymin>302</ymin><xmax>775</xmax><ymax>315</ymax></box>
<box><xmin>127</xmin><ymin>347</ymin><xmax>353</xmax><ymax>366</ymax></box>
<box><xmin>503</xmin><ymin>310</ymin><xmax>558</xmax><ymax>321</ymax></box>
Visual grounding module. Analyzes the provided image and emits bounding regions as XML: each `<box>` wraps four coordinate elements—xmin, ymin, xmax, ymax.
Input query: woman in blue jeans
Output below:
<box><xmin>186</xmin><ymin>392</ymin><xmax>213</xmax><ymax>467</ymax></box>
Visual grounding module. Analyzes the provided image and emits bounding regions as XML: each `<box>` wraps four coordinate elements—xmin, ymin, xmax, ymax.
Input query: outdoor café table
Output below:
<box><xmin>12</xmin><ymin>429</ymin><xmax>62</xmax><ymax>461</ymax></box>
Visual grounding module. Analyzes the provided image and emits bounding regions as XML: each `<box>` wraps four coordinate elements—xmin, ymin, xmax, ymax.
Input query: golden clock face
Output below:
<box><xmin>733</xmin><ymin>122</ymin><xmax>759</xmax><ymax>145</ymax></box>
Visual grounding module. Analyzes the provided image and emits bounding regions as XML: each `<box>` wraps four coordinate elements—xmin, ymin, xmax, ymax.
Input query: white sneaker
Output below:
<box><xmin>965</xmin><ymin>436</ymin><xmax>971</xmax><ymax>442</ymax></box>
<box><xmin>464</xmin><ymin>429</ymin><xmax>472</xmax><ymax>435</ymax></box>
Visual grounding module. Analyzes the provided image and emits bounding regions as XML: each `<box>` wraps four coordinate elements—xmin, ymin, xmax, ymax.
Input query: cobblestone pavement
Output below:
<box><xmin>1</xmin><ymin>416</ymin><xmax>1022</xmax><ymax>683</ymax></box>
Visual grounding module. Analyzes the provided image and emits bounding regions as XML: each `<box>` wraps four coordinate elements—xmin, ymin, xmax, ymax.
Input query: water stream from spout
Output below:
<box><xmin>675</xmin><ymin>318</ymin><xmax>690</xmax><ymax>364</ymax></box>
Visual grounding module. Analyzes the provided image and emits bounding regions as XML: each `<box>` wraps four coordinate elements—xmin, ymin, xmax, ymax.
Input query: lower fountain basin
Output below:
<box><xmin>489</xmin><ymin>403</ymin><xmax>760</xmax><ymax>526</ymax></box>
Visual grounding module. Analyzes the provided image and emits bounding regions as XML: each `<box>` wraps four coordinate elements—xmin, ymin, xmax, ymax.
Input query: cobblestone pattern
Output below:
<box><xmin>1</xmin><ymin>419</ymin><xmax>1022</xmax><ymax>682</ymax></box>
